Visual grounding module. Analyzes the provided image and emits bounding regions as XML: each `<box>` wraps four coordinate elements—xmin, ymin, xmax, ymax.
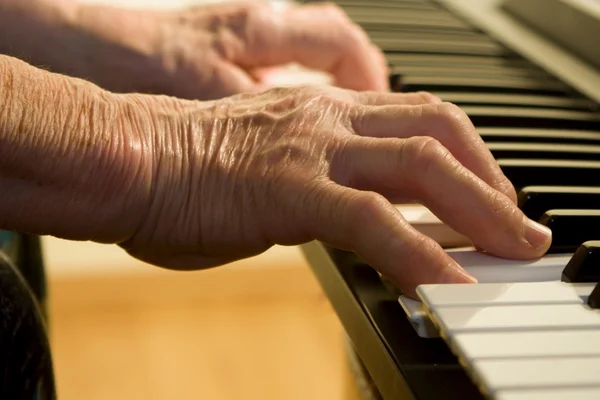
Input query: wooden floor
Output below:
<box><xmin>47</xmin><ymin>253</ymin><xmax>350</xmax><ymax>400</ymax></box>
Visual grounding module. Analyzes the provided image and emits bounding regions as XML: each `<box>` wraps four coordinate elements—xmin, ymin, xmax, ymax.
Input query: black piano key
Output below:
<box><xmin>372</xmin><ymin>36</ymin><xmax>505</xmax><ymax>56</ymax></box>
<box><xmin>391</xmin><ymin>65</ymin><xmax>553</xmax><ymax>80</ymax></box>
<box><xmin>562</xmin><ymin>241</ymin><xmax>600</xmax><ymax>283</ymax></box>
<box><xmin>319</xmin><ymin>0</ymin><xmax>438</xmax><ymax>8</ymax></box>
<box><xmin>498</xmin><ymin>159</ymin><xmax>600</xmax><ymax>190</ymax></box>
<box><xmin>401</xmin><ymin>73</ymin><xmax>560</xmax><ymax>87</ymax></box>
<box><xmin>392</xmin><ymin>76</ymin><xmax>563</xmax><ymax>94</ymax></box>
<box><xmin>519</xmin><ymin>186</ymin><xmax>600</xmax><ymax>221</ymax></box>
<box><xmin>370</xmin><ymin>25</ymin><xmax>483</xmax><ymax>37</ymax></box>
<box><xmin>463</xmin><ymin>107</ymin><xmax>600</xmax><ymax>130</ymax></box>
<box><xmin>437</xmin><ymin>93</ymin><xmax>592</xmax><ymax>110</ymax></box>
<box><xmin>386</xmin><ymin>53</ymin><xmax>530</xmax><ymax>69</ymax></box>
<box><xmin>398</xmin><ymin>79</ymin><xmax>567</xmax><ymax>95</ymax></box>
<box><xmin>337</xmin><ymin>2</ymin><xmax>439</xmax><ymax>10</ymax></box>
<box><xmin>479</xmin><ymin>128</ymin><xmax>600</xmax><ymax>145</ymax></box>
<box><xmin>539</xmin><ymin>210</ymin><xmax>600</xmax><ymax>253</ymax></box>
<box><xmin>344</xmin><ymin>9</ymin><xmax>467</xmax><ymax>28</ymax></box>
<box><xmin>488</xmin><ymin>143</ymin><xmax>600</xmax><ymax>161</ymax></box>
<box><xmin>587</xmin><ymin>281</ymin><xmax>600</xmax><ymax>309</ymax></box>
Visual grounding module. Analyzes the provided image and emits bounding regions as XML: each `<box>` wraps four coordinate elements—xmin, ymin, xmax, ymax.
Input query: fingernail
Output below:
<box><xmin>523</xmin><ymin>217</ymin><xmax>552</xmax><ymax>249</ymax></box>
<box><xmin>442</xmin><ymin>261</ymin><xmax>478</xmax><ymax>284</ymax></box>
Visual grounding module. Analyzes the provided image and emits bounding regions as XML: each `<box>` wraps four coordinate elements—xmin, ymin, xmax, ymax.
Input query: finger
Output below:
<box><xmin>302</xmin><ymin>181</ymin><xmax>476</xmax><ymax>297</ymax></box>
<box><xmin>208</xmin><ymin>62</ymin><xmax>264</xmax><ymax>99</ymax></box>
<box><xmin>355</xmin><ymin>91</ymin><xmax>441</xmax><ymax>106</ymax></box>
<box><xmin>337</xmin><ymin>136</ymin><xmax>552</xmax><ymax>260</ymax></box>
<box><xmin>216</xmin><ymin>2</ymin><xmax>388</xmax><ymax>92</ymax></box>
<box><xmin>350</xmin><ymin>102</ymin><xmax>518</xmax><ymax>203</ymax></box>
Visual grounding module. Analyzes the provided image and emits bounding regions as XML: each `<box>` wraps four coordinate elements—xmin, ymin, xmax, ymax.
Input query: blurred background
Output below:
<box><xmin>45</xmin><ymin>237</ymin><xmax>347</xmax><ymax>400</ymax></box>
<box><xmin>44</xmin><ymin>1</ymin><xmax>347</xmax><ymax>399</ymax></box>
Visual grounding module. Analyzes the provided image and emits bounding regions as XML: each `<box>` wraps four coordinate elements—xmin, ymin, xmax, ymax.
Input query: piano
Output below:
<box><xmin>298</xmin><ymin>0</ymin><xmax>600</xmax><ymax>399</ymax></box>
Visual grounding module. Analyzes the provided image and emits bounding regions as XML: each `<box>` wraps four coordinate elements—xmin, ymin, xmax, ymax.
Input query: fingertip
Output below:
<box><xmin>523</xmin><ymin>217</ymin><xmax>553</xmax><ymax>253</ymax></box>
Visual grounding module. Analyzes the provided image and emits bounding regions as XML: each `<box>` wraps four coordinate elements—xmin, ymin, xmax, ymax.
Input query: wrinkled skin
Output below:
<box><xmin>115</xmin><ymin>86</ymin><xmax>551</xmax><ymax>297</ymax></box>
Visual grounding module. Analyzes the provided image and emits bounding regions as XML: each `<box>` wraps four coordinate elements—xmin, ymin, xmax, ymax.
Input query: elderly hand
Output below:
<box><xmin>113</xmin><ymin>86</ymin><xmax>551</xmax><ymax>297</ymax></box>
<box><xmin>9</xmin><ymin>0</ymin><xmax>388</xmax><ymax>99</ymax></box>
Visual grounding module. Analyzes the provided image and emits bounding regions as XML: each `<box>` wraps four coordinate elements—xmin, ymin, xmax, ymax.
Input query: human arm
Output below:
<box><xmin>0</xmin><ymin>0</ymin><xmax>388</xmax><ymax>99</ymax></box>
<box><xmin>0</xmin><ymin>54</ymin><xmax>551</xmax><ymax>297</ymax></box>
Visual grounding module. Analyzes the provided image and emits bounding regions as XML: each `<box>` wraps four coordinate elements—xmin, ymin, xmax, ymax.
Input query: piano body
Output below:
<box><xmin>299</xmin><ymin>0</ymin><xmax>600</xmax><ymax>399</ymax></box>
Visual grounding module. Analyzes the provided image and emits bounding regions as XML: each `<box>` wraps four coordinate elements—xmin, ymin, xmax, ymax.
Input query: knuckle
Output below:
<box><xmin>250</xmin><ymin>109</ymin><xmax>280</xmax><ymax>127</ymax></box>
<box><xmin>433</xmin><ymin>102</ymin><xmax>472</xmax><ymax>133</ymax></box>
<box><xmin>310</xmin><ymin>91</ymin><xmax>349</xmax><ymax>110</ymax></box>
<box><xmin>416</xmin><ymin>91</ymin><xmax>441</xmax><ymax>104</ymax></box>
<box><xmin>344</xmin><ymin>191</ymin><xmax>387</xmax><ymax>236</ymax></box>
<box><xmin>401</xmin><ymin>136</ymin><xmax>446</xmax><ymax>174</ymax></box>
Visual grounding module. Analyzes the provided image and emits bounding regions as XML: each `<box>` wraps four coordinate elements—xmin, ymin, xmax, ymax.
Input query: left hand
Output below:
<box><xmin>71</xmin><ymin>1</ymin><xmax>389</xmax><ymax>99</ymax></box>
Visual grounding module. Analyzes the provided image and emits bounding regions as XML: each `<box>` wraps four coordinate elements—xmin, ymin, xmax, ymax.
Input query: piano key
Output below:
<box><xmin>472</xmin><ymin>106</ymin><xmax>600</xmax><ymax>131</ymax></box>
<box><xmin>562</xmin><ymin>241</ymin><xmax>600</xmax><ymax>283</ymax></box>
<box><xmin>397</xmin><ymin>77</ymin><xmax>567</xmax><ymax>95</ymax></box>
<box><xmin>391</xmin><ymin>65</ymin><xmax>553</xmax><ymax>81</ymax></box>
<box><xmin>588</xmin><ymin>281</ymin><xmax>600</xmax><ymax>309</ymax></box>
<box><xmin>344</xmin><ymin>9</ymin><xmax>468</xmax><ymax>29</ymax></box>
<box><xmin>519</xmin><ymin>186</ymin><xmax>600</xmax><ymax>221</ymax></box>
<box><xmin>372</xmin><ymin>30</ymin><xmax>496</xmax><ymax>45</ymax></box>
<box><xmin>488</xmin><ymin>142</ymin><xmax>600</xmax><ymax>161</ymax></box>
<box><xmin>394</xmin><ymin>204</ymin><xmax>469</xmax><ymax>247</ymax></box>
<box><xmin>431</xmin><ymin>303</ymin><xmax>600</xmax><ymax>334</ymax></box>
<box><xmin>401</xmin><ymin>73</ymin><xmax>561</xmax><ymax>87</ymax></box>
<box><xmin>398</xmin><ymin>295</ymin><xmax>439</xmax><ymax>338</ymax></box>
<box><xmin>416</xmin><ymin>281</ymin><xmax>584</xmax><ymax>310</ymax></box>
<box><xmin>372</xmin><ymin>36</ymin><xmax>506</xmax><ymax>56</ymax></box>
<box><xmin>321</xmin><ymin>0</ymin><xmax>439</xmax><ymax>9</ymax></box>
<box><xmin>539</xmin><ymin>210</ymin><xmax>600</xmax><ymax>253</ymax></box>
<box><xmin>464</xmin><ymin>107</ymin><xmax>600</xmax><ymax>130</ymax></box>
<box><xmin>496</xmin><ymin>388</ymin><xmax>600</xmax><ymax>400</ymax></box>
<box><xmin>498</xmin><ymin>159</ymin><xmax>600</xmax><ymax>191</ymax></box>
<box><xmin>386</xmin><ymin>53</ymin><xmax>531</xmax><ymax>69</ymax></box>
<box><xmin>438</xmin><ymin>93</ymin><xmax>591</xmax><ymax>109</ymax></box>
<box><xmin>398</xmin><ymin>280</ymin><xmax>596</xmax><ymax>338</ymax></box>
<box><xmin>473</xmin><ymin>357</ymin><xmax>600</xmax><ymax>393</ymax></box>
<box><xmin>453</xmin><ymin>328</ymin><xmax>600</xmax><ymax>361</ymax></box>
<box><xmin>446</xmin><ymin>250</ymin><xmax>573</xmax><ymax>283</ymax></box>
<box><xmin>480</xmin><ymin>128</ymin><xmax>600</xmax><ymax>145</ymax></box>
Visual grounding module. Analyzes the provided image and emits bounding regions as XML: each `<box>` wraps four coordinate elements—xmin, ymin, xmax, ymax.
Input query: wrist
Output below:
<box><xmin>0</xmin><ymin>55</ymin><xmax>154</xmax><ymax>244</ymax></box>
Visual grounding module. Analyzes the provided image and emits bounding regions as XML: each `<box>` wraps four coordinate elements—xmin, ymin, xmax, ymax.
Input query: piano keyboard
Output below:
<box><xmin>297</xmin><ymin>0</ymin><xmax>600</xmax><ymax>398</ymax></box>
<box><xmin>416</xmin><ymin>277</ymin><xmax>600</xmax><ymax>398</ymax></box>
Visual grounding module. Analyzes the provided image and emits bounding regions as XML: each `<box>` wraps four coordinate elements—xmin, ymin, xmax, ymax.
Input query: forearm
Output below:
<box><xmin>0</xmin><ymin>55</ymin><xmax>153</xmax><ymax>242</ymax></box>
<box><xmin>0</xmin><ymin>0</ymin><xmax>167</xmax><ymax>94</ymax></box>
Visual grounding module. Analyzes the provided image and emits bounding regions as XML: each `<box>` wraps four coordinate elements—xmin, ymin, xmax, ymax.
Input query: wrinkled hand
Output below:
<box><xmin>116</xmin><ymin>86</ymin><xmax>551</xmax><ymax>296</ymax></box>
<box><xmin>74</xmin><ymin>1</ymin><xmax>388</xmax><ymax>99</ymax></box>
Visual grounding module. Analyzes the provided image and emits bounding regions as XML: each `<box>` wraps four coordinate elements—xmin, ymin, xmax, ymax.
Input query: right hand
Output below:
<box><xmin>115</xmin><ymin>86</ymin><xmax>551</xmax><ymax>297</ymax></box>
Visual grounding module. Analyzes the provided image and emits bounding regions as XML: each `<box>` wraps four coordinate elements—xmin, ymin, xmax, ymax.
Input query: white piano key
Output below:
<box><xmin>473</xmin><ymin>357</ymin><xmax>600</xmax><ymax>393</ymax></box>
<box><xmin>400</xmin><ymin>283</ymin><xmax>596</xmax><ymax>339</ymax></box>
<box><xmin>446</xmin><ymin>250</ymin><xmax>573</xmax><ymax>283</ymax></box>
<box><xmin>453</xmin><ymin>330</ymin><xmax>600</xmax><ymax>360</ymax></box>
<box><xmin>432</xmin><ymin>304</ymin><xmax>600</xmax><ymax>334</ymax></box>
<box><xmin>398</xmin><ymin>295</ymin><xmax>439</xmax><ymax>338</ymax></box>
<box><xmin>394</xmin><ymin>204</ymin><xmax>470</xmax><ymax>247</ymax></box>
<box><xmin>417</xmin><ymin>281</ymin><xmax>584</xmax><ymax>310</ymax></box>
<box><xmin>496</xmin><ymin>388</ymin><xmax>600</xmax><ymax>400</ymax></box>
